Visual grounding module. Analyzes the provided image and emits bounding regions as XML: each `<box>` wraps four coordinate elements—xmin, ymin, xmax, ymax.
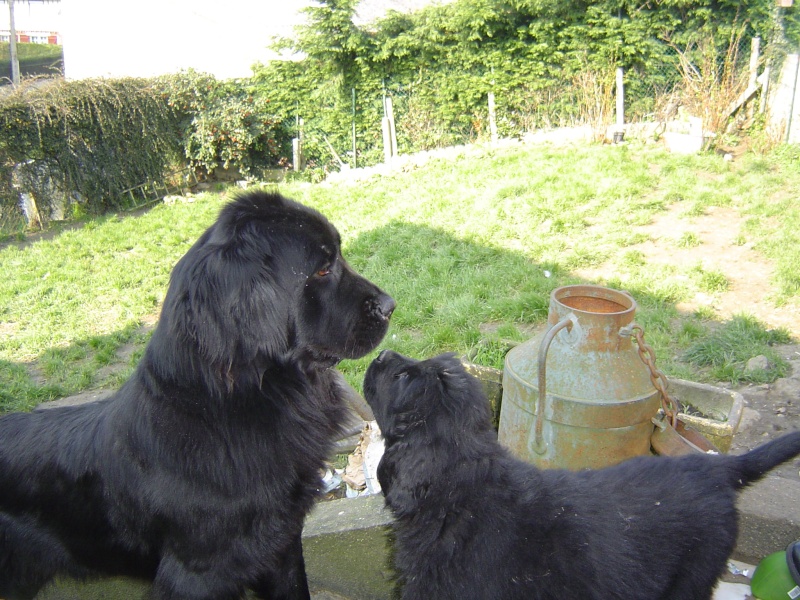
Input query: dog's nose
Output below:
<box><xmin>376</xmin><ymin>294</ymin><xmax>395</xmax><ymax>320</ymax></box>
<box><xmin>367</xmin><ymin>294</ymin><xmax>396</xmax><ymax>321</ymax></box>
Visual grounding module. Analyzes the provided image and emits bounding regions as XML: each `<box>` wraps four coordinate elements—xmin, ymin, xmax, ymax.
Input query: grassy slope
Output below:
<box><xmin>0</xmin><ymin>42</ymin><xmax>64</xmax><ymax>80</ymax></box>
<box><xmin>1</xmin><ymin>141</ymin><xmax>798</xmax><ymax>411</ymax></box>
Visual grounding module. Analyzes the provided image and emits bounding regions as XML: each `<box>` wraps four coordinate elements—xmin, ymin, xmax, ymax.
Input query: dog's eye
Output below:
<box><xmin>393</xmin><ymin>371</ymin><xmax>408</xmax><ymax>380</ymax></box>
<box><xmin>316</xmin><ymin>266</ymin><xmax>331</xmax><ymax>277</ymax></box>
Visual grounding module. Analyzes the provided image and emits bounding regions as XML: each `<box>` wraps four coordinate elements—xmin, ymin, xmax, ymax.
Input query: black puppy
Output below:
<box><xmin>0</xmin><ymin>192</ymin><xmax>394</xmax><ymax>600</ymax></box>
<box><xmin>364</xmin><ymin>350</ymin><xmax>800</xmax><ymax>600</ymax></box>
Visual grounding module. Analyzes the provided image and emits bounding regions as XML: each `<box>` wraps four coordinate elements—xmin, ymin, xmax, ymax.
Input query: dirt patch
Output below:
<box><xmin>575</xmin><ymin>199</ymin><xmax>800</xmax><ymax>481</ymax></box>
<box><xmin>634</xmin><ymin>203</ymin><xmax>800</xmax><ymax>480</ymax></box>
<box><xmin>636</xmin><ymin>203</ymin><xmax>800</xmax><ymax>336</ymax></box>
<box><xmin>579</xmin><ymin>202</ymin><xmax>800</xmax><ymax>336</ymax></box>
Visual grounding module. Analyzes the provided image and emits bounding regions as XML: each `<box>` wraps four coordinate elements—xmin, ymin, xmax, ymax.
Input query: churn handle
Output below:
<box><xmin>534</xmin><ymin>316</ymin><xmax>575</xmax><ymax>454</ymax></box>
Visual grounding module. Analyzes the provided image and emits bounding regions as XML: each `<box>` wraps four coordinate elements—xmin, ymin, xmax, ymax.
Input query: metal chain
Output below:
<box><xmin>627</xmin><ymin>325</ymin><xmax>681</xmax><ymax>428</ymax></box>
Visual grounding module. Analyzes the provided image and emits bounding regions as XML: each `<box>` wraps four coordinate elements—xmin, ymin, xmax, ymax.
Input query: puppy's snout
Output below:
<box><xmin>375</xmin><ymin>349</ymin><xmax>400</xmax><ymax>364</ymax></box>
<box><xmin>368</xmin><ymin>294</ymin><xmax>396</xmax><ymax>321</ymax></box>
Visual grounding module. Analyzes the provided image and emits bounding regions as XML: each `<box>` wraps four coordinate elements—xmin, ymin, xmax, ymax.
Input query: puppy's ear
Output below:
<box><xmin>430</xmin><ymin>354</ymin><xmax>494</xmax><ymax>430</ymax></box>
<box><xmin>430</xmin><ymin>354</ymin><xmax>468</xmax><ymax>406</ymax></box>
<box><xmin>377</xmin><ymin>367</ymin><xmax>431</xmax><ymax>442</ymax></box>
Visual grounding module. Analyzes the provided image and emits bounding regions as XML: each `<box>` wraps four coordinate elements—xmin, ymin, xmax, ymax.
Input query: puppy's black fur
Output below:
<box><xmin>0</xmin><ymin>192</ymin><xmax>394</xmax><ymax>600</ymax></box>
<box><xmin>364</xmin><ymin>351</ymin><xmax>800</xmax><ymax>600</ymax></box>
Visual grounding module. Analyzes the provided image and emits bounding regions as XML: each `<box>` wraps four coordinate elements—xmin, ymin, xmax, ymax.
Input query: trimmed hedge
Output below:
<box><xmin>0</xmin><ymin>71</ymin><xmax>285</xmax><ymax>222</ymax></box>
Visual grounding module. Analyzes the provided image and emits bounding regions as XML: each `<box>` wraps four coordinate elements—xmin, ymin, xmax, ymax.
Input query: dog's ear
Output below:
<box><xmin>379</xmin><ymin>368</ymin><xmax>427</xmax><ymax>441</ymax></box>
<box><xmin>428</xmin><ymin>353</ymin><xmax>469</xmax><ymax>407</ymax></box>
<box><xmin>428</xmin><ymin>354</ymin><xmax>494</xmax><ymax>431</ymax></box>
<box><xmin>162</xmin><ymin>220</ymin><xmax>291</xmax><ymax>371</ymax></box>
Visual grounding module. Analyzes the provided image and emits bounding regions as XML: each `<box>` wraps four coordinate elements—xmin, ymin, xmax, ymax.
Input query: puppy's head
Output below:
<box><xmin>364</xmin><ymin>351</ymin><xmax>493</xmax><ymax>445</ymax></box>
<box><xmin>159</xmin><ymin>192</ymin><xmax>395</xmax><ymax>381</ymax></box>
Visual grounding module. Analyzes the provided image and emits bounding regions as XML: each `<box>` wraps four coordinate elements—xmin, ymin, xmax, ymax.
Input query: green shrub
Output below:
<box><xmin>0</xmin><ymin>78</ymin><xmax>182</xmax><ymax>218</ymax></box>
<box><xmin>0</xmin><ymin>72</ymin><xmax>290</xmax><ymax>226</ymax></box>
<box><xmin>156</xmin><ymin>71</ymin><xmax>286</xmax><ymax>178</ymax></box>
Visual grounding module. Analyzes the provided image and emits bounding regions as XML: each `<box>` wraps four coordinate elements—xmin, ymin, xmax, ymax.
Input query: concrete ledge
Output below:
<box><xmin>33</xmin><ymin>474</ymin><xmax>800</xmax><ymax>599</ymax></box>
<box><xmin>35</xmin><ymin>496</ymin><xmax>394</xmax><ymax>600</ymax></box>
<box><xmin>308</xmin><ymin>476</ymin><xmax>800</xmax><ymax>595</ymax></box>
<box><xmin>304</xmin><ymin>494</ymin><xmax>395</xmax><ymax>599</ymax></box>
<box><xmin>734</xmin><ymin>475</ymin><xmax>800</xmax><ymax>564</ymax></box>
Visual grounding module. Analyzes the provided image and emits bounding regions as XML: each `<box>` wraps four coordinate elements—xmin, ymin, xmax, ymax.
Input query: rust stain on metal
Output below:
<box><xmin>499</xmin><ymin>284</ymin><xmax>661</xmax><ymax>471</ymax></box>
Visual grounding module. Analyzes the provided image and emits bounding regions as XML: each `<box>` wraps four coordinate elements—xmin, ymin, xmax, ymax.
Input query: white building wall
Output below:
<box><xmin>61</xmin><ymin>0</ymin><xmax>311</xmax><ymax>80</ymax></box>
<box><xmin>1</xmin><ymin>0</ymin><xmax>449</xmax><ymax>81</ymax></box>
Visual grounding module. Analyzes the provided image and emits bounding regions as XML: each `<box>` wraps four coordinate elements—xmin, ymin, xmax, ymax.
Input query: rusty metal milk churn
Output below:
<box><xmin>499</xmin><ymin>284</ymin><xmax>662</xmax><ymax>470</ymax></box>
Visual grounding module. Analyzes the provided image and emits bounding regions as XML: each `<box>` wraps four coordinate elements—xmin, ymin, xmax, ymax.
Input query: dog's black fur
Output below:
<box><xmin>0</xmin><ymin>192</ymin><xmax>394</xmax><ymax>600</ymax></box>
<box><xmin>364</xmin><ymin>350</ymin><xmax>800</xmax><ymax>600</ymax></box>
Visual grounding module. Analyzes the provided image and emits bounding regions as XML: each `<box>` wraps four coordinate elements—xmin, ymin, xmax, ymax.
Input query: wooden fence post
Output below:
<box><xmin>293</xmin><ymin>118</ymin><xmax>304</xmax><ymax>171</ymax></box>
<box><xmin>382</xmin><ymin>95</ymin><xmax>397</xmax><ymax>163</ymax></box>
<box><xmin>293</xmin><ymin>138</ymin><xmax>302</xmax><ymax>172</ymax></box>
<box><xmin>748</xmin><ymin>37</ymin><xmax>761</xmax><ymax>120</ymax></box>
<box><xmin>387</xmin><ymin>96</ymin><xmax>397</xmax><ymax>158</ymax></box>
<box><xmin>488</xmin><ymin>91</ymin><xmax>498</xmax><ymax>144</ymax></box>
<box><xmin>749</xmin><ymin>37</ymin><xmax>761</xmax><ymax>90</ymax></box>
<box><xmin>351</xmin><ymin>88</ymin><xmax>357</xmax><ymax>169</ymax></box>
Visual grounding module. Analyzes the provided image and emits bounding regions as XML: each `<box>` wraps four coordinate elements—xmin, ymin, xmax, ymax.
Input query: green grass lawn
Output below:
<box><xmin>0</xmin><ymin>42</ymin><xmax>64</xmax><ymax>81</ymax></box>
<box><xmin>1</xmin><ymin>141</ymin><xmax>798</xmax><ymax>412</ymax></box>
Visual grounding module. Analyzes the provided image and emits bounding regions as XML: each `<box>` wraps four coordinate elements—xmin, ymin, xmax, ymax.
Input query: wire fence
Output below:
<box><xmin>353</xmin><ymin>36</ymin><xmax>764</xmax><ymax>162</ymax></box>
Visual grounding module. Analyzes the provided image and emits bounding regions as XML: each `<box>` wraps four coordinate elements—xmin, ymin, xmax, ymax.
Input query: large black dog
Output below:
<box><xmin>364</xmin><ymin>351</ymin><xmax>800</xmax><ymax>600</ymax></box>
<box><xmin>0</xmin><ymin>192</ymin><xmax>394</xmax><ymax>600</ymax></box>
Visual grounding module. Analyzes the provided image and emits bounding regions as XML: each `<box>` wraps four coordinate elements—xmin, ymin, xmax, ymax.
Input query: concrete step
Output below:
<box><xmin>33</xmin><ymin>475</ymin><xmax>800</xmax><ymax>599</ymax></box>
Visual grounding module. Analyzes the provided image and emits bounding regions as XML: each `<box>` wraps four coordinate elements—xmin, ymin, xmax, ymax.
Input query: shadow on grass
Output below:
<box><xmin>1</xmin><ymin>221</ymin><xmax>789</xmax><ymax>414</ymax></box>
<box><xmin>0</xmin><ymin>322</ymin><xmax>151</xmax><ymax>413</ymax></box>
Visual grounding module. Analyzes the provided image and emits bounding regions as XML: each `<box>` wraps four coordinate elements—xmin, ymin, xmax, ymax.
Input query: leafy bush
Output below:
<box><xmin>0</xmin><ymin>72</ymin><xmax>289</xmax><ymax>227</ymax></box>
<box><xmin>0</xmin><ymin>78</ymin><xmax>182</xmax><ymax>219</ymax></box>
<box><xmin>156</xmin><ymin>71</ymin><xmax>285</xmax><ymax>179</ymax></box>
<box><xmin>252</xmin><ymin>0</ymin><xmax>797</xmax><ymax>170</ymax></box>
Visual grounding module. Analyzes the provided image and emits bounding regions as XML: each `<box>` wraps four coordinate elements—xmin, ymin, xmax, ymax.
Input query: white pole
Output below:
<box><xmin>386</xmin><ymin>96</ymin><xmax>397</xmax><ymax>157</ymax></box>
<box><xmin>616</xmin><ymin>67</ymin><xmax>624</xmax><ymax>130</ymax></box>
<box><xmin>488</xmin><ymin>91</ymin><xmax>498</xmax><ymax>144</ymax></box>
<box><xmin>292</xmin><ymin>138</ymin><xmax>301</xmax><ymax>172</ymax></box>
<box><xmin>382</xmin><ymin>118</ymin><xmax>392</xmax><ymax>163</ymax></box>
<box><xmin>9</xmin><ymin>0</ymin><xmax>20</xmax><ymax>86</ymax></box>
<box><xmin>786</xmin><ymin>54</ymin><xmax>800</xmax><ymax>144</ymax></box>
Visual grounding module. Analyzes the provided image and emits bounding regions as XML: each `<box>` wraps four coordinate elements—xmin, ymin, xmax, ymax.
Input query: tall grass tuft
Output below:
<box><xmin>684</xmin><ymin>315</ymin><xmax>792</xmax><ymax>383</ymax></box>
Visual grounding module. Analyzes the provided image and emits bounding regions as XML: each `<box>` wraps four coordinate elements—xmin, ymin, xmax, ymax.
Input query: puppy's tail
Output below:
<box><xmin>730</xmin><ymin>430</ymin><xmax>800</xmax><ymax>489</ymax></box>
